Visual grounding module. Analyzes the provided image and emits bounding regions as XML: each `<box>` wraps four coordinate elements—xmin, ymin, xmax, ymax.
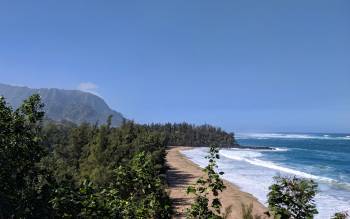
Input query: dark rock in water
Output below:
<box><xmin>0</xmin><ymin>83</ymin><xmax>125</xmax><ymax>126</ymax></box>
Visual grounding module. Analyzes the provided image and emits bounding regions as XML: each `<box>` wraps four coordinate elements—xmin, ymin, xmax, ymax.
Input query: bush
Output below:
<box><xmin>332</xmin><ymin>211</ymin><xmax>349</xmax><ymax>219</ymax></box>
<box><xmin>267</xmin><ymin>176</ymin><xmax>318</xmax><ymax>219</ymax></box>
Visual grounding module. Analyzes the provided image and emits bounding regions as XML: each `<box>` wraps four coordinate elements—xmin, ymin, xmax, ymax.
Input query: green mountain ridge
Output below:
<box><xmin>0</xmin><ymin>83</ymin><xmax>124</xmax><ymax>126</ymax></box>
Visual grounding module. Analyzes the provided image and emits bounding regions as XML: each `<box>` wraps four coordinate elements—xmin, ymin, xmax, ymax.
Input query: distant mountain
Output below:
<box><xmin>0</xmin><ymin>83</ymin><xmax>125</xmax><ymax>126</ymax></box>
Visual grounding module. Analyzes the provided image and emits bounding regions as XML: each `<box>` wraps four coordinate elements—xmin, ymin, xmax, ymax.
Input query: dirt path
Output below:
<box><xmin>166</xmin><ymin>146</ymin><xmax>269</xmax><ymax>219</ymax></box>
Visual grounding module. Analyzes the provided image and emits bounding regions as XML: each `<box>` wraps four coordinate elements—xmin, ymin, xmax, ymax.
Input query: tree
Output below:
<box><xmin>143</xmin><ymin>123</ymin><xmax>236</xmax><ymax>147</ymax></box>
<box><xmin>0</xmin><ymin>95</ymin><xmax>52</xmax><ymax>218</ymax></box>
<box><xmin>111</xmin><ymin>151</ymin><xmax>172</xmax><ymax>218</ymax></box>
<box><xmin>43</xmin><ymin>119</ymin><xmax>172</xmax><ymax>218</ymax></box>
<box><xmin>0</xmin><ymin>94</ymin><xmax>236</xmax><ymax>218</ymax></box>
<box><xmin>332</xmin><ymin>211</ymin><xmax>349</xmax><ymax>219</ymax></box>
<box><xmin>50</xmin><ymin>179</ymin><xmax>110</xmax><ymax>218</ymax></box>
<box><xmin>186</xmin><ymin>145</ymin><xmax>226</xmax><ymax>219</ymax></box>
<box><xmin>267</xmin><ymin>176</ymin><xmax>318</xmax><ymax>219</ymax></box>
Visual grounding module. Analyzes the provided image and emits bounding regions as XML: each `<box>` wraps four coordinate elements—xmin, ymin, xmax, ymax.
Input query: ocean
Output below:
<box><xmin>182</xmin><ymin>133</ymin><xmax>350</xmax><ymax>218</ymax></box>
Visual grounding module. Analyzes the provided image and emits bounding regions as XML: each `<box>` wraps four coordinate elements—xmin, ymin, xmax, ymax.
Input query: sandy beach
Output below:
<box><xmin>166</xmin><ymin>146</ymin><xmax>269</xmax><ymax>219</ymax></box>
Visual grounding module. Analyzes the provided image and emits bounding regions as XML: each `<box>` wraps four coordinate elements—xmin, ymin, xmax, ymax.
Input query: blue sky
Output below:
<box><xmin>0</xmin><ymin>0</ymin><xmax>349</xmax><ymax>133</ymax></box>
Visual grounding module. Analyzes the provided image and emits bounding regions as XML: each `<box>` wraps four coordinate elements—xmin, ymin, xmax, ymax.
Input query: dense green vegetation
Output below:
<box><xmin>332</xmin><ymin>211</ymin><xmax>349</xmax><ymax>219</ymax></box>
<box><xmin>143</xmin><ymin>123</ymin><xmax>236</xmax><ymax>147</ymax></box>
<box><xmin>0</xmin><ymin>94</ymin><xmax>236</xmax><ymax>218</ymax></box>
<box><xmin>0</xmin><ymin>95</ymin><xmax>170</xmax><ymax>218</ymax></box>
<box><xmin>267</xmin><ymin>176</ymin><xmax>318</xmax><ymax>219</ymax></box>
<box><xmin>0</xmin><ymin>95</ymin><xmax>51</xmax><ymax>218</ymax></box>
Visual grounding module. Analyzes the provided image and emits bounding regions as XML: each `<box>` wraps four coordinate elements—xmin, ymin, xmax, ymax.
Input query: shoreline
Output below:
<box><xmin>166</xmin><ymin>146</ymin><xmax>269</xmax><ymax>219</ymax></box>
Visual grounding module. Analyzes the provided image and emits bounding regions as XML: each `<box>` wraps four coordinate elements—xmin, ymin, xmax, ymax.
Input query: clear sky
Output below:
<box><xmin>0</xmin><ymin>0</ymin><xmax>349</xmax><ymax>133</ymax></box>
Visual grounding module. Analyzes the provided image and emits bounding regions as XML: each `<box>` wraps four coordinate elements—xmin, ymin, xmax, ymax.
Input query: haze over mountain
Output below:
<box><xmin>0</xmin><ymin>83</ymin><xmax>124</xmax><ymax>126</ymax></box>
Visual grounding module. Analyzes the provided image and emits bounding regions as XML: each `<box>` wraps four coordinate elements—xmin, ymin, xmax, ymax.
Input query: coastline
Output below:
<box><xmin>166</xmin><ymin>146</ymin><xmax>269</xmax><ymax>219</ymax></box>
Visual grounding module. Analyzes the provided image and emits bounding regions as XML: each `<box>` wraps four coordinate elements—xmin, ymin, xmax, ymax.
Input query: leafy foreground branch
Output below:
<box><xmin>267</xmin><ymin>176</ymin><xmax>318</xmax><ymax>219</ymax></box>
<box><xmin>186</xmin><ymin>145</ymin><xmax>227</xmax><ymax>219</ymax></box>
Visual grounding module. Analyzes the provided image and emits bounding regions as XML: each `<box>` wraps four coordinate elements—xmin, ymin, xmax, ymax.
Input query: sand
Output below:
<box><xmin>166</xmin><ymin>146</ymin><xmax>270</xmax><ymax>219</ymax></box>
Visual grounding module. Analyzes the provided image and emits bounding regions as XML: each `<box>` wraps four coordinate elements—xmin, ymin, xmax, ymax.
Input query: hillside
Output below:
<box><xmin>0</xmin><ymin>83</ymin><xmax>124</xmax><ymax>126</ymax></box>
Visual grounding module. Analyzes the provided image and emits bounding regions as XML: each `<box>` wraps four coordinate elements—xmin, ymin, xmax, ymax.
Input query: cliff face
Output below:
<box><xmin>0</xmin><ymin>83</ymin><xmax>125</xmax><ymax>126</ymax></box>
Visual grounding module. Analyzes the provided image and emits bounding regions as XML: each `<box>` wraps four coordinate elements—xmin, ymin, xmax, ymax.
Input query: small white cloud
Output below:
<box><xmin>78</xmin><ymin>82</ymin><xmax>98</xmax><ymax>91</ymax></box>
<box><xmin>77</xmin><ymin>82</ymin><xmax>100</xmax><ymax>96</ymax></box>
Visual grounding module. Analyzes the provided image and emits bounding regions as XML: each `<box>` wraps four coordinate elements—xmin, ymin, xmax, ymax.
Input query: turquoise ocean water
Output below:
<box><xmin>182</xmin><ymin>133</ymin><xmax>350</xmax><ymax>218</ymax></box>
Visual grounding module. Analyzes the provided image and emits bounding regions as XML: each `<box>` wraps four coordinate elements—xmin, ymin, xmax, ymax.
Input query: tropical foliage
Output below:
<box><xmin>0</xmin><ymin>94</ymin><xmax>236</xmax><ymax>218</ymax></box>
<box><xmin>0</xmin><ymin>95</ymin><xmax>52</xmax><ymax>218</ymax></box>
<box><xmin>143</xmin><ymin>123</ymin><xmax>236</xmax><ymax>147</ymax></box>
<box><xmin>267</xmin><ymin>176</ymin><xmax>318</xmax><ymax>219</ymax></box>
<box><xmin>186</xmin><ymin>145</ymin><xmax>226</xmax><ymax>219</ymax></box>
<box><xmin>0</xmin><ymin>95</ymin><xmax>171</xmax><ymax>218</ymax></box>
<box><xmin>331</xmin><ymin>211</ymin><xmax>349</xmax><ymax>219</ymax></box>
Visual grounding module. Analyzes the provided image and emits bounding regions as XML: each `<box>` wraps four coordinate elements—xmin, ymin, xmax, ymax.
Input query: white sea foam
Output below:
<box><xmin>236</xmin><ymin>133</ymin><xmax>350</xmax><ymax>140</ymax></box>
<box><xmin>181</xmin><ymin>147</ymin><xmax>350</xmax><ymax>219</ymax></box>
<box><xmin>274</xmin><ymin>147</ymin><xmax>289</xmax><ymax>152</ymax></box>
<box><xmin>219</xmin><ymin>149</ymin><xmax>350</xmax><ymax>187</ymax></box>
<box><xmin>220</xmin><ymin>150</ymin><xmax>314</xmax><ymax>178</ymax></box>
<box><xmin>236</xmin><ymin>133</ymin><xmax>314</xmax><ymax>139</ymax></box>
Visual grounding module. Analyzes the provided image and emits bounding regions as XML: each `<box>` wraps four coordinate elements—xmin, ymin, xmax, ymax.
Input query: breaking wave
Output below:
<box><xmin>236</xmin><ymin>133</ymin><xmax>350</xmax><ymax>140</ymax></box>
<box><xmin>219</xmin><ymin>149</ymin><xmax>350</xmax><ymax>189</ymax></box>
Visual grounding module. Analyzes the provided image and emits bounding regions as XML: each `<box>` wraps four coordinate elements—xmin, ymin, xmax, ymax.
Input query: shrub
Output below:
<box><xmin>332</xmin><ymin>211</ymin><xmax>349</xmax><ymax>219</ymax></box>
<box><xmin>267</xmin><ymin>176</ymin><xmax>318</xmax><ymax>219</ymax></box>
